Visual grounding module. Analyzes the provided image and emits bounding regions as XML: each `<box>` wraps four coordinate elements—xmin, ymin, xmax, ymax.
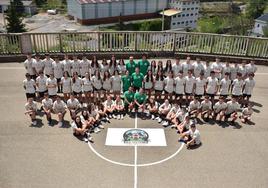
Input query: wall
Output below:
<box><xmin>67</xmin><ymin>0</ymin><xmax>83</xmax><ymax>19</ymax></box>
<box><xmin>252</xmin><ymin>21</ymin><xmax>267</xmax><ymax>37</ymax></box>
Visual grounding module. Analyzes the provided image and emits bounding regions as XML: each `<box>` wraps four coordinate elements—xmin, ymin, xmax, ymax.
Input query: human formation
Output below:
<box><xmin>23</xmin><ymin>53</ymin><xmax>256</xmax><ymax>147</ymax></box>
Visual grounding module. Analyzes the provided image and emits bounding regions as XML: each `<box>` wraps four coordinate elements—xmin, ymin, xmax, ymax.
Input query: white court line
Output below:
<box><xmin>134</xmin><ymin>114</ymin><xmax>138</xmax><ymax>188</ymax></box>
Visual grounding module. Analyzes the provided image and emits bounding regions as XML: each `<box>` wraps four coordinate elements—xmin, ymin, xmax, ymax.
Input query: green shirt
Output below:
<box><xmin>121</xmin><ymin>75</ymin><xmax>132</xmax><ymax>92</ymax></box>
<box><xmin>138</xmin><ymin>59</ymin><xmax>150</xmax><ymax>75</ymax></box>
<box><xmin>126</xmin><ymin>61</ymin><xmax>138</xmax><ymax>75</ymax></box>
<box><xmin>134</xmin><ymin>92</ymin><xmax>147</xmax><ymax>104</ymax></box>
<box><xmin>124</xmin><ymin>91</ymin><xmax>135</xmax><ymax>104</ymax></box>
<box><xmin>132</xmin><ymin>72</ymin><xmax>144</xmax><ymax>88</ymax></box>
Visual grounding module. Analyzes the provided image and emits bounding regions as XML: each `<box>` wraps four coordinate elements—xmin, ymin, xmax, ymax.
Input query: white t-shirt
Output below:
<box><xmin>67</xmin><ymin>98</ymin><xmax>81</xmax><ymax>109</ymax></box>
<box><xmin>192</xmin><ymin>62</ymin><xmax>204</xmax><ymax>77</ymax></box>
<box><xmin>23</xmin><ymin>79</ymin><xmax>36</xmax><ymax>93</ymax></box>
<box><xmin>80</xmin><ymin>59</ymin><xmax>90</xmax><ymax>77</ymax></box>
<box><xmin>242</xmin><ymin>108</ymin><xmax>253</xmax><ymax>116</ymax></box>
<box><xmin>220</xmin><ymin>78</ymin><xmax>231</xmax><ymax>95</ymax></box>
<box><xmin>195</xmin><ymin>77</ymin><xmax>206</xmax><ymax>95</ymax></box>
<box><xmin>36</xmin><ymin>75</ymin><xmax>47</xmax><ymax>92</ymax></box>
<box><xmin>43</xmin><ymin>58</ymin><xmax>54</xmax><ymax>75</ymax></box>
<box><xmin>53</xmin><ymin>100</ymin><xmax>67</xmax><ymax>113</ymax></box>
<box><xmin>52</xmin><ymin>61</ymin><xmax>64</xmax><ymax>79</ymax></box>
<box><xmin>238</xmin><ymin>66</ymin><xmax>247</xmax><ymax>77</ymax></box>
<box><xmin>211</xmin><ymin>62</ymin><xmax>223</xmax><ymax>79</ymax></box>
<box><xmin>46</xmin><ymin>77</ymin><xmax>58</xmax><ymax>95</ymax></box>
<box><xmin>159</xmin><ymin>103</ymin><xmax>171</xmax><ymax>112</ymax></box>
<box><xmin>204</xmin><ymin>64</ymin><xmax>212</xmax><ymax>78</ymax></box>
<box><xmin>24</xmin><ymin>58</ymin><xmax>35</xmax><ymax>75</ymax></box>
<box><xmin>213</xmin><ymin>101</ymin><xmax>227</xmax><ymax>113</ymax></box>
<box><xmin>114</xmin><ymin>99</ymin><xmax>124</xmax><ymax>107</ymax></box>
<box><xmin>169</xmin><ymin>106</ymin><xmax>181</xmax><ymax>114</ymax></box>
<box><xmin>189</xmin><ymin>100</ymin><xmax>200</xmax><ymax>111</ymax></box>
<box><xmin>232</xmin><ymin>79</ymin><xmax>244</xmax><ymax>95</ymax></box>
<box><xmin>230</xmin><ymin>65</ymin><xmax>238</xmax><ymax>81</ymax></box>
<box><xmin>243</xmin><ymin>78</ymin><xmax>255</xmax><ymax>95</ymax></box>
<box><xmin>222</xmin><ymin>64</ymin><xmax>231</xmax><ymax>77</ymax></box>
<box><xmin>41</xmin><ymin>98</ymin><xmax>53</xmax><ymax>110</ymax></box>
<box><xmin>187</xmin><ymin>129</ymin><xmax>201</xmax><ymax>144</ymax></box>
<box><xmin>25</xmin><ymin>101</ymin><xmax>38</xmax><ymax>111</ymax></box>
<box><xmin>103</xmin><ymin>100</ymin><xmax>114</xmax><ymax>108</ymax></box>
<box><xmin>82</xmin><ymin>77</ymin><xmax>93</xmax><ymax>92</ymax></box>
<box><xmin>61</xmin><ymin>77</ymin><xmax>72</xmax><ymax>93</ymax></box>
<box><xmin>117</xmin><ymin>64</ymin><xmax>126</xmax><ymax>74</ymax></box>
<box><xmin>62</xmin><ymin>59</ymin><xmax>72</xmax><ymax>75</ymax></box>
<box><xmin>206</xmin><ymin>77</ymin><xmax>218</xmax><ymax>94</ymax></box>
<box><xmin>32</xmin><ymin>59</ymin><xmax>44</xmax><ymax>74</ymax></box>
<box><xmin>102</xmin><ymin>77</ymin><xmax>112</xmax><ymax>91</ymax></box>
<box><xmin>200</xmin><ymin>100</ymin><xmax>212</xmax><ymax>111</ymax></box>
<box><xmin>245</xmin><ymin>64</ymin><xmax>257</xmax><ymax>74</ymax></box>
<box><xmin>144</xmin><ymin>75</ymin><xmax>153</xmax><ymax>89</ymax></box>
<box><xmin>154</xmin><ymin>78</ymin><xmax>164</xmax><ymax>91</ymax></box>
<box><xmin>71</xmin><ymin>60</ymin><xmax>81</xmax><ymax>75</ymax></box>
<box><xmin>92</xmin><ymin>76</ymin><xmax>102</xmax><ymax>90</ymax></box>
<box><xmin>164</xmin><ymin>77</ymin><xmax>174</xmax><ymax>93</ymax></box>
<box><xmin>181</xmin><ymin>62</ymin><xmax>193</xmax><ymax>76</ymax></box>
<box><xmin>72</xmin><ymin>77</ymin><xmax>83</xmax><ymax>93</ymax></box>
<box><xmin>225</xmin><ymin>101</ymin><xmax>240</xmax><ymax>114</ymax></box>
<box><xmin>172</xmin><ymin>63</ymin><xmax>182</xmax><ymax>77</ymax></box>
<box><xmin>185</xmin><ymin>76</ymin><xmax>196</xmax><ymax>94</ymax></box>
<box><xmin>111</xmin><ymin>75</ymin><xmax>121</xmax><ymax>91</ymax></box>
<box><xmin>174</xmin><ymin>77</ymin><xmax>185</xmax><ymax>94</ymax></box>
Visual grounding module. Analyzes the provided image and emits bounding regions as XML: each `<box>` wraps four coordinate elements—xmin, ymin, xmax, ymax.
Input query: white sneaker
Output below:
<box><xmin>88</xmin><ymin>136</ymin><xmax>93</xmax><ymax>142</ymax></box>
<box><xmin>158</xmin><ymin>118</ymin><xmax>162</xmax><ymax>123</ymax></box>
<box><xmin>171</xmin><ymin>124</ymin><xmax>176</xmax><ymax>129</ymax></box>
<box><xmin>86</xmin><ymin>132</ymin><xmax>91</xmax><ymax>137</ymax></box>
<box><xmin>151</xmin><ymin>115</ymin><xmax>155</xmax><ymax>120</ymax></box>
<box><xmin>94</xmin><ymin>127</ymin><xmax>100</xmax><ymax>133</ymax></box>
<box><xmin>108</xmin><ymin>114</ymin><xmax>112</xmax><ymax>119</ymax></box>
<box><xmin>155</xmin><ymin>117</ymin><xmax>160</xmax><ymax>121</ymax></box>
<box><xmin>112</xmin><ymin>114</ymin><xmax>116</xmax><ymax>119</ymax></box>
<box><xmin>117</xmin><ymin>115</ymin><xmax>120</xmax><ymax>120</ymax></box>
<box><xmin>99</xmin><ymin>125</ymin><xmax>105</xmax><ymax>129</ymax></box>
<box><xmin>58</xmin><ymin>122</ymin><xmax>63</xmax><ymax>127</ymax></box>
<box><xmin>83</xmin><ymin>137</ymin><xmax>88</xmax><ymax>142</ymax></box>
<box><xmin>105</xmin><ymin>117</ymin><xmax>110</xmax><ymax>121</ymax></box>
<box><xmin>32</xmin><ymin>120</ymin><xmax>37</xmax><ymax>126</ymax></box>
<box><xmin>162</xmin><ymin>121</ymin><xmax>169</xmax><ymax>126</ymax></box>
<box><xmin>120</xmin><ymin>114</ymin><xmax>124</xmax><ymax>120</ymax></box>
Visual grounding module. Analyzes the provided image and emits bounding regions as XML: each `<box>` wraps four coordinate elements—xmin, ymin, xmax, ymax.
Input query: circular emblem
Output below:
<box><xmin>123</xmin><ymin>129</ymin><xmax>149</xmax><ymax>144</ymax></box>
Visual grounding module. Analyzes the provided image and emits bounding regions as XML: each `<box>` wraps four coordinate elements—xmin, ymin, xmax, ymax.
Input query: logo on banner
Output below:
<box><xmin>123</xmin><ymin>129</ymin><xmax>149</xmax><ymax>144</ymax></box>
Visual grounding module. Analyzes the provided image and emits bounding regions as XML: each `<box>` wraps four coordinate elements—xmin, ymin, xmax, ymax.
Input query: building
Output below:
<box><xmin>67</xmin><ymin>0</ymin><xmax>200</xmax><ymax>30</ymax></box>
<box><xmin>0</xmin><ymin>0</ymin><xmax>37</xmax><ymax>15</ymax></box>
<box><xmin>251</xmin><ymin>13</ymin><xmax>268</xmax><ymax>37</ymax></box>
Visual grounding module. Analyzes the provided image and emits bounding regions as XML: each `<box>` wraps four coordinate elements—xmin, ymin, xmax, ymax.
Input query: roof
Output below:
<box><xmin>0</xmin><ymin>0</ymin><xmax>34</xmax><ymax>6</ymax></box>
<box><xmin>159</xmin><ymin>9</ymin><xmax>181</xmax><ymax>17</ymax></box>
<box><xmin>256</xmin><ymin>13</ymin><xmax>268</xmax><ymax>22</ymax></box>
<box><xmin>77</xmin><ymin>0</ymin><xmax>124</xmax><ymax>4</ymax></box>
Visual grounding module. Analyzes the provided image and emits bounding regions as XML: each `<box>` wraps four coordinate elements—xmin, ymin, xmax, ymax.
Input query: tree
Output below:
<box><xmin>5</xmin><ymin>0</ymin><xmax>26</xmax><ymax>33</ymax></box>
<box><xmin>246</xmin><ymin>0</ymin><xmax>267</xmax><ymax>19</ymax></box>
<box><xmin>12</xmin><ymin>0</ymin><xmax>25</xmax><ymax>16</ymax></box>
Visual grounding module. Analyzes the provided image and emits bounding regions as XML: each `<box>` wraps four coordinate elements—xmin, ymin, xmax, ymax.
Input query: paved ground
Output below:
<box><xmin>0</xmin><ymin>62</ymin><xmax>268</xmax><ymax>188</ymax></box>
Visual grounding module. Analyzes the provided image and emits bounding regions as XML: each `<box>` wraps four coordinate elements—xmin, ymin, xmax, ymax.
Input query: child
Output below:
<box><xmin>240</xmin><ymin>104</ymin><xmax>253</xmax><ymax>124</ymax></box>
<box><xmin>41</xmin><ymin>93</ymin><xmax>53</xmax><ymax>125</ymax></box>
<box><xmin>52</xmin><ymin>95</ymin><xmax>67</xmax><ymax>127</ymax></box>
<box><xmin>23</xmin><ymin>73</ymin><xmax>36</xmax><ymax>100</ymax></box>
<box><xmin>71</xmin><ymin>115</ymin><xmax>93</xmax><ymax>143</ymax></box>
<box><xmin>146</xmin><ymin>98</ymin><xmax>159</xmax><ymax>120</ymax></box>
<box><xmin>156</xmin><ymin>99</ymin><xmax>171</xmax><ymax>123</ymax></box>
<box><xmin>188</xmin><ymin>97</ymin><xmax>200</xmax><ymax>118</ymax></box>
<box><xmin>24</xmin><ymin>98</ymin><xmax>38</xmax><ymax>126</ymax></box>
<box><xmin>67</xmin><ymin>93</ymin><xmax>81</xmax><ymax>120</ymax></box>
<box><xmin>200</xmin><ymin>96</ymin><xmax>212</xmax><ymax>120</ymax></box>
<box><xmin>213</xmin><ymin>96</ymin><xmax>227</xmax><ymax>122</ymax></box>
<box><xmin>113</xmin><ymin>95</ymin><xmax>125</xmax><ymax>120</ymax></box>
<box><xmin>225</xmin><ymin>97</ymin><xmax>240</xmax><ymax>123</ymax></box>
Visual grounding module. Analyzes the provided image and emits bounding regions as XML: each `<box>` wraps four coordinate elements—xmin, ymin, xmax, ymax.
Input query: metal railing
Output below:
<box><xmin>0</xmin><ymin>31</ymin><xmax>267</xmax><ymax>59</ymax></box>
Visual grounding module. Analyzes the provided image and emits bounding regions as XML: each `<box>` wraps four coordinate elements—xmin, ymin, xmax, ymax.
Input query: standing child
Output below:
<box><xmin>61</xmin><ymin>71</ymin><xmax>72</xmax><ymax>102</ymax></box>
<box><xmin>23</xmin><ymin>73</ymin><xmax>36</xmax><ymax>100</ymax></box>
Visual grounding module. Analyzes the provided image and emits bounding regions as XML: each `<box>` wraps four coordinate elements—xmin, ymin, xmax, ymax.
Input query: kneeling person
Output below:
<box><xmin>24</xmin><ymin>98</ymin><xmax>38</xmax><ymax>126</ymax></box>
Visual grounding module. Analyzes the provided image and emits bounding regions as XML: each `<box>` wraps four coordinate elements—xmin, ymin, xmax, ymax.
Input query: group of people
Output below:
<box><xmin>23</xmin><ymin>53</ymin><xmax>257</xmax><ymax>147</ymax></box>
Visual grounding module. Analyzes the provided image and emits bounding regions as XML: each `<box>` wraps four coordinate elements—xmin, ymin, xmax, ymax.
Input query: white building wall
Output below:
<box><xmin>252</xmin><ymin>21</ymin><xmax>267</xmax><ymax>36</ymax></box>
<box><xmin>97</xmin><ymin>3</ymin><xmax>109</xmax><ymax>18</ymax></box>
<box><xmin>83</xmin><ymin>3</ymin><xmax>95</xmax><ymax>19</ymax></box>
<box><xmin>136</xmin><ymin>0</ymin><xmax>147</xmax><ymax>14</ymax></box>
<box><xmin>67</xmin><ymin>0</ymin><xmax>83</xmax><ymax>19</ymax></box>
<box><xmin>124</xmin><ymin>0</ymin><xmax>135</xmax><ymax>15</ymax></box>
<box><xmin>111</xmin><ymin>1</ymin><xmax>123</xmax><ymax>17</ymax></box>
<box><xmin>147</xmin><ymin>0</ymin><xmax>158</xmax><ymax>13</ymax></box>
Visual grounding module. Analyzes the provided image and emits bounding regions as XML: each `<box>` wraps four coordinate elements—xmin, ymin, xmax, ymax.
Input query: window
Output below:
<box><xmin>182</xmin><ymin>14</ymin><xmax>185</xmax><ymax>17</ymax></box>
<box><xmin>177</xmin><ymin>22</ymin><xmax>180</xmax><ymax>25</ymax></box>
<box><xmin>186</xmin><ymin>14</ymin><xmax>189</xmax><ymax>16</ymax></box>
<box><xmin>183</xmin><ymin>2</ymin><xmax>186</xmax><ymax>5</ymax></box>
<box><xmin>191</xmin><ymin>8</ymin><xmax>194</xmax><ymax>10</ymax></box>
<box><xmin>191</xmin><ymin>13</ymin><xmax>194</xmax><ymax>16</ymax></box>
<box><xmin>195</xmin><ymin>13</ymin><xmax>198</xmax><ymax>15</ymax></box>
<box><xmin>173</xmin><ymin>15</ymin><xmax>176</xmax><ymax>18</ymax></box>
<box><xmin>182</xmin><ymin>8</ymin><xmax>186</xmax><ymax>11</ymax></box>
<box><xmin>173</xmin><ymin>22</ymin><xmax>176</xmax><ymax>25</ymax></box>
<box><xmin>257</xmin><ymin>24</ymin><xmax>260</xmax><ymax>27</ymax></box>
<box><xmin>190</xmin><ymin>20</ymin><xmax>193</xmax><ymax>23</ymax></box>
<box><xmin>178</xmin><ymin>14</ymin><xmax>181</xmax><ymax>17</ymax></box>
<box><xmin>187</xmin><ymin>8</ymin><xmax>190</xmax><ymax>10</ymax></box>
<box><xmin>186</xmin><ymin>21</ymin><xmax>189</xmax><ymax>24</ymax></box>
<box><xmin>181</xmin><ymin>21</ymin><xmax>185</xmax><ymax>24</ymax></box>
<box><xmin>195</xmin><ymin>7</ymin><xmax>199</xmax><ymax>10</ymax></box>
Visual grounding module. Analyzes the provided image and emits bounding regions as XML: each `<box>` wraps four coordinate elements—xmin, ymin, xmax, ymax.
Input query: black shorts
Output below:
<box><xmin>225</xmin><ymin>112</ymin><xmax>236</xmax><ymax>119</ymax></box>
<box><xmin>185</xmin><ymin>92</ymin><xmax>192</xmax><ymax>96</ymax></box>
<box><xmin>73</xmin><ymin>91</ymin><xmax>82</xmax><ymax>95</ymax></box>
<box><xmin>155</xmin><ymin>89</ymin><xmax>163</xmax><ymax>94</ymax></box>
<box><xmin>49</xmin><ymin>94</ymin><xmax>57</xmax><ymax>99</ymax></box>
<box><xmin>93</xmin><ymin>87</ymin><xmax>103</xmax><ymax>92</ymax></box>
<box><xmin>26</xmin><ymin>93</ymin><xmax>36</xmax><ymax>99</ymax></box>
<box><xmin>206</xmin><ymin>93</ymin><xmax>215</xmax><ymax>98</ymax></box>
<box><xmin>195</xmin><ymin>94</ymin><xmax>203</xmax><ymax>98</ymax></box>
<box><xmin>30</xmin><ymin>75</ymin><xmax>37</xmax><ymax>80</ymax></box>
<box><xmin>133</xmin><ymin>86</ymin><xmax>140</xmax><ymax>92</ymax></box>
<box><xmin>56</xmin><ymin>78</ymin><xmax>61</xmax><ymax>83</ymax></box>
<box><xmin>164</xmin><ymin>90</ymin><xmax>173</xmax><ymax>94</ymax></box>
<box><xmin>175</xmin><ymin>93</ymin><xmax>183</xmax><ymax>98</ymax></box>
<box><xmin>220</xmin><ymin>94</ymin><xmax>229</xmax><ymax>98</ymax></box>
<box><xmin>39</xmin><ymin>90</ymin><xmax>48</xmax><ymax>98</ymax></box>
<box><xmin>243</xmin><ymin>94</ymin><xmax>251</xmax><ymax>98</ymax></box>
<box><xmin>232</xmin><ymin>94</ymin><xmax>241</xmax><ymax>98</ymax></box>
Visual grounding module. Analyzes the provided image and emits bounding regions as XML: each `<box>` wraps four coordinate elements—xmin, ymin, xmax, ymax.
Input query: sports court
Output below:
<box><xmin>0</xmin><ymin>62</ymin><xmax>268</xmax><ymax>188</ymax></box>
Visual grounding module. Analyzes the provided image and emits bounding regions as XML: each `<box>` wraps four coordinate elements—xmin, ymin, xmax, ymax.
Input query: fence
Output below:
<box><xmin>0</xmin><ymin>31</ymin><xmax>267</xmax><ymax>59</ymax></box>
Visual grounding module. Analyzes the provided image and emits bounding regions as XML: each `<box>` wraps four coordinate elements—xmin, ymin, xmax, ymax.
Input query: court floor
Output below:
<box><xmin>0</xmin><ymin>62</ymin><xmax>268</xmax><ymax>188</ymax></box>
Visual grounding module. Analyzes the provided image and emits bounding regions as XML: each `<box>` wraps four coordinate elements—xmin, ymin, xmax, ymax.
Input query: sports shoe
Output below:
<box><xmin>120</xmin><ymin>114</ymin><xmax>124</xmax><ymax>120</ymax></box>
<box><xmin>99</xmin><ymin>125</ymin><xmax>105</xmax><ymax>129</ymax></box>
<box><xmin>88</xmin><ymin>136</ymin><xmax>93</xmax><ymax>142</ymax></box>
<box><xmin>105</xmin><ymin>117</ymin><xmax>110</xmax><ymax>121</ymax></box>
<box><xmin>171</xmin><ymin>124</ymin><xmax>176</xmax><ymax>129</ymax></box>
<box><xmin>117</xmin><ymin>115</ymin><xmax>120</xmax><ymax>120</ymax></box>
<box><xmin>108</xmin><ymin>114</ymin><xmax>112</xmax><ymax>119</ymax></box>
<box><xmin>112</xmin><ymin>114</ymin><xmax>116</xmax><ymax>119</ymax></box>
<box><xmin>83</xmin><ymin>137</ymin><xmax>89</xmax><ymax>142</ymax></box>
<box><xmin>155</xmin><ymin>117</ymin><xmax>160</xmax><ymax>121</ymax></box>
<box><xmin>158</xmin><ymin>118</ymin><xmax>162</xmax><ymax>123</ymax></box>
<box><xmin>32</xmin><ymin>120</ymin><xmax>37</xmax><ymax>126</ymax></box>
<box><xmin>58</xmin><ymin>122</ymin><xmax>63</xmax><ymax>127</ymax></box>
<box><xmin>162</xmin><ymin>121</ymin><xmax>169</xmax><ymax>127</ymax></box>
<box><xmin>94</xmin><ymin>127</ymin><xmax>101</xmax><ymax>133</ymax></box>
<box><xmin>86</xmin><ymin>131</ymin><xmax>91</xmax><ymax>137</ymax></box>
<box><xmin>151</xmin><ymin>114</ymin><xmax>155</xmax><ymax>120</ymax></box>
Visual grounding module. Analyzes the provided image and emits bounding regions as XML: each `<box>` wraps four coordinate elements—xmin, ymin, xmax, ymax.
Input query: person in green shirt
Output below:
<box><xmin>134</xmin><ymin>88</ymin><xmax>147</xmax><ymax>115</ymax></box>
<box><xmin>125</xmin><ymin>56</ymin><xmax>138</xmax><ymax>75</ymax></box>
<box><xmin>138</xmin><ymin>54</ymin><xmax>150</xmax><ymax>76</ymax></box>
<box><xmin>121</xmin><ymin>70</ymin><xmax>132</xmax><ymax>93</ymax></box>
<box><xmin>132</xmin><ymin>67</ymin><xmax>144</xmax><ymax>91</ymax></box>
<box><xmin>124</xmin><ymin>86</ymin><xmax>135</xmax><ymax>114</ymax></box>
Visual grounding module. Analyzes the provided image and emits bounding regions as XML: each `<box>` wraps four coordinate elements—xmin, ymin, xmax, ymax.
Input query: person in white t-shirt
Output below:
<box><xmin>238</xmin><ymin>61</ymin><xmax>247</xmax><ymax>79</ymax></box>
<box><xmin>111</xmin><ymin>70</ymin><xmax>122</xmax><ymax>96</ymax></box>
<box><xmin>219</xmin><ymin>72</ymin><xmax>231</xmax><ymax>98</ymax></box>
<box><xmin>206</xmin><ymin>71</ymin><xmax>218</xmax><ymax>105</ymax></box>
<box><xmin>172</xmin><ymin>58</ymin><xmax>182</xmax><ymax>77</ymax></box>
<box><xmin>61</xmin><ymin>54</ymin><xmax>72</xmax><ymax>76</ymax></box>
<box><xmin>230</xmin><ymin>63</ymin><xmax>239</xmax><ymax>81</ymax></box>
<box><xmin>23</xmin><ymin>73</ymin><xmax>36</xmax><ymax>100</ymax></box>
<box><xmin>212</xmin><ymin>96</ymin><xmax>227</xmax><ymax>122</ymax></box>
<box><xmin>35</xmin><ymin>71</ymin><xmax>48</xmax><ymax>99</ymax></box>
<box><xmin>102</xmin><ymin>71</ymin><xmax>112</xmax><ymax>99</ymax></box>
<box><xmin>82</xmin><ymin>72</ymin><xmax>93</xmax><ymax>103</ymax></box>
<box><xmin>174</xmin><ymin>71</ymin><xmax>185</xmax><ymax>106</ymax></box>
<box><xmin>194</xmin><ymin>72</ymin><xmax>206</xmax><ymax>98</ymax></box>
<box><xmin>46</xmin><ymin>73</ymin><xmax>58</xmax><ymax>99</ymax></box>
<box><xmin>24</xmin><ymin>97</ymin><xmax>38</xmax><ymax>126</ymax></box>
<box><xmin>61</xmin><ymin>71</ymin><xmax>72</xmax><ymax>102</ymax></box>
<box><xmin>103</xmin><ymin>95</ymin><xmax>115</xmax><ymax>119</ymax></box>
<box><xmin>52</xmin><ymin>95</ymin><xmax>67</xmax><ymax>127</ymax></box>
<box><xmin>80</xmin><ymin>54</ymin><xmax>90</xmax><ymax>78</ymax></box>
<box><xmin>222</xmin><ymin>62</ymin><xmax>231</xmax><ymax>79</ymax></box>
<box><xmin>188</xmin><ymin>97</ymin><xmax>200</xmax><ymax>118</ymax></box>
<box><xmin>225</xmin><ymin>97</ymin><xmax>240</xmax><ymax>123</ymax></box>
<box><xmin>146</xmin><ymin>98</ymin><xmax>159</xmax><ymax>120</ymax></box>
<box><xmin>192</xmin><ymin>58</ymin><xmax>204</xmax><ymax>78</ymax></box>
<box><xmin>245</xmin><ymin>60</ymin><xmax>257</xmax><ymax>75</ymax></box>
<box><xmin>88</xmin><ymin>104</ymin><xmax>104</xmax><ymax>133</ymax></box>
<box><xmin>100</xmin><ymin>59</ymin><xmax>109</xmax><ymax>77</ymax></box>
<box><xmin>157</xmin><ymin>99</ymin><xmax>171</xmax><ymax>123</ymax></box>
<box><xmin>203</xmin><ymin>61</ymin><xmax>211</xmax><ymax>78</ymax></box>
<box><xmin>242</xmin><ymin>72</ymin><xmax>256</xmax><ymax>106</ymax></box>
<box><xmin>200</xmin><ymin>96</ymin><xmax>212</xmax><ymax>120</ymax></box>
<box><xmin>67</xmin><ymin>93</ymin><xmax>81</xmax><ymax>120</ymax></box>
<box><xmin>90</xmin><ymin>56</ymin><xmax>101</xmax><ymax>76</ymax></box>
<box><xmin>143</xmin><ymin>70</ymin><xmax>154</xmax><ymax>99</ymax></box>
<box><xmin>184</xmin><ymin>70</ymin><xmax>196</xmax><ymax>105</ymax></box>
<box><xmin>52</xmin><ymin>56</ymin><xmax>64</xmax><ymax>93</ymax></box>
<box><xmin>164</xmin><ymin>71</ymin><xmax>175</xmax><ymax>100</ymax></box>
<box><xmin>154</xmin><ymin>70</ymin><xmax>165</xmax><ymax>101</ymax></box>
<box><xmin>41</xmin><ymin>93</ymin><xmax>53</xmax><ymax>125</ymax></box>
<box><xmin>32</xmin><ymin>54</ymin><xmax>44</xmax><ymax>77</ymax></box>
<box><xmin>24</xmin><ymin>53</ymin><xmax>36</xmax><ymax>79</ymax></box>
<box><xmin>72</xmin><ymin>72</ymin><xmax>83</xmax><ymax>102</ymax></box>
<box><xmin>231</xmin><ymin>72</ymin><xmax>244</xmax><ymax>101</ymax></box>
<box><xmin>163</xmin><ymin>103</ymin><xmax>181</xmax><ymax>127</ymax></box>
<box><xmin>180</xmin><ymin>123</ymin><xmax>201</xmax><ymax>149</ymax></box>
<box><xmin>177</xmin><ymin>115</ymin><xmax>191</xmax><ymax>134</ymax></box>
<box><xmin>211</xmin><ymin>58</ymin><xmax>223</xmax><ymax>79</ymax></box>
<box><xmin>113</xmin><ymin>95</ymin><xmax>125</xmax><ymax>120</ymax></box>
<box><xmin>43</xmin><ymin>53</ymin><xmax>54</xmax><ymax>77</ymax></box>
<box><xmin>117</xmin><ymin>59</ymin><xmax>126</xmax><ymax>75</ymax></box>
<box><xmin>71</xmin><ymin>55</ymin><xmax>81</xmax><ymax>76</ymax></box>
<box><xmin>71</xmin><ymin>115</ymin><xmax>93</xmax><ymax>143</ymax></box>
<box><xmin>240</xmin><ymin>103</ymin><xmax>253</xmax><ymax>124</ymax></box>
<box><xmin>92</xmin><ymin>71</ymin><xmax>103</xmax><ymax>103</ymax></box>
<box><xmin>181</xmin><ymin>56</ymin><xmax>192</xmax><ymax>77</ymax></box>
